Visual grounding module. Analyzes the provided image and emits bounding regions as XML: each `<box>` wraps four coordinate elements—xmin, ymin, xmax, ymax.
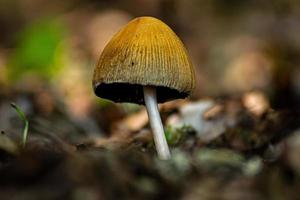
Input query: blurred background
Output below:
<box><xmin>0</xmin><ymin>0</ymin><xmax>300</xmax><ymax>142</ymax></box>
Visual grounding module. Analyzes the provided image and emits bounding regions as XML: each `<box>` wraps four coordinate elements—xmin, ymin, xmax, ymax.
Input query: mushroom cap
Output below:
<box><xmin>93</xmin><ymin>16</ymin><xmax>196</xmax><ymax>104</ymax></box>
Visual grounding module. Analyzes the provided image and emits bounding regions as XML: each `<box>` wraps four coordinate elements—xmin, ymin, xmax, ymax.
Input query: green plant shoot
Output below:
<box><xmin>10</xmin><ymin>103</ymin><xmax>29</xmax><ymax>147</ymax></box>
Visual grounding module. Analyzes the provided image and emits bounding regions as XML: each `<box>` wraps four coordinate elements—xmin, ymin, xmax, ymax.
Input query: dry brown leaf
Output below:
<box><xmin>242</xmin><ymin>91</ymin><xmax>270</xmax><ymax>117</ymax></box>
<box><xmin>116</xmin><ymin>109</ymin><xmax>148</xmax><ymax>132</ymax></box>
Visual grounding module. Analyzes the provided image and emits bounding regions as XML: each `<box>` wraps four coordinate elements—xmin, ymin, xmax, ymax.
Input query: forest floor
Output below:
<box><xmin>0</xmin><ymin>90</ymin><xmax>300</xmax><ymax>200</ymax></box>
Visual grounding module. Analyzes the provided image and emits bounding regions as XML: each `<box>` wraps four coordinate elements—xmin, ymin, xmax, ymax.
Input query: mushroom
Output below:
<box><xmin>93</xmin><ymin>16</ymin><xmax>195</xmax><ymax>160</ymax></box>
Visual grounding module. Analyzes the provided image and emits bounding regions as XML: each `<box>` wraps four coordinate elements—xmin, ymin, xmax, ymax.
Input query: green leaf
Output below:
<box><xmin>11</xmin><ymin>103</ymin><xmax>29</xmax><ymax>147</ymax></box>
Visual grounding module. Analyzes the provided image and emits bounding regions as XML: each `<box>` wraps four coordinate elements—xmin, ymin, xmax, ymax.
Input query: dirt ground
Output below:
<box><xmin>0</xmin><ymin>89</ymin><xmax>300</xmax><ymax>200</ymax></box>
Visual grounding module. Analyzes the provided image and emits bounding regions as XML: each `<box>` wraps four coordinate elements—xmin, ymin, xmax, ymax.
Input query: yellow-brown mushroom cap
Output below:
<box><xmin>93</xmin><ymin>16</ymin><xmax>196</xmax><ymax>104</ymax></box>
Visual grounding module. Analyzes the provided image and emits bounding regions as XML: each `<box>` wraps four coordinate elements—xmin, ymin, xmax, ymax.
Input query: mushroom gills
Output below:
<box><xmin>94</xmin><ymin>82</ymin><xmax>189</xmax><ymax>104</ymax></box>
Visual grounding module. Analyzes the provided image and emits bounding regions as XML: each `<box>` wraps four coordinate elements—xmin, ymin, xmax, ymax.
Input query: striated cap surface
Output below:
<box><xmin>93</xmin><ymin>16</ymin><xmax>195</xmax><ymax>104</ymax></box>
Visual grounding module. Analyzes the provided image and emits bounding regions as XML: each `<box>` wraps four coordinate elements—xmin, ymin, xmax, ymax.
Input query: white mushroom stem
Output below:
<box><xmin>143</xmin><ymin>86</ymin><xmax>171</xmax><ymax>160</ymax></box>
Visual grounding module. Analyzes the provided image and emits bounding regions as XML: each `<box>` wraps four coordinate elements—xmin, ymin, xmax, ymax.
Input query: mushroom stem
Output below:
<box><xmin>143</xmin><ymin>86</ymin><xmax>171</xmax><ymax>160</ymax></box>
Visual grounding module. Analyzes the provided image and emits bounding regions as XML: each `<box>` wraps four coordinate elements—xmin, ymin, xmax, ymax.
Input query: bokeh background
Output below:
<box><xmin>1</xmin><ymin>0</ymin><xmax>300</xmax><ymax>140</ymax></box>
